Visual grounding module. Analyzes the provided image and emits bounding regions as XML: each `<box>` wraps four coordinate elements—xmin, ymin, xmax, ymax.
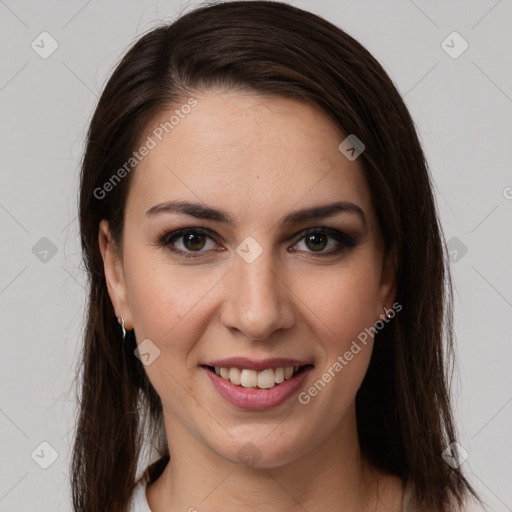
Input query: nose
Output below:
<box><xmin>220</xmin><ymin>248</ymin><xmax>295</xmax><ymax>341</ymax></box>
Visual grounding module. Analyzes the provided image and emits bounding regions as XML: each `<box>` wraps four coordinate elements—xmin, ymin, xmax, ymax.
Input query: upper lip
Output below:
<box><xmin>203</xmin><ymin>357</ymin><xmax>313</xmax><ymax>372</ymax></box>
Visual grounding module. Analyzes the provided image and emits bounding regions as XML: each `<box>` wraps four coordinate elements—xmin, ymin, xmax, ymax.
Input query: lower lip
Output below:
<box><xmin>203</xmin><ymin>366</ymin><xmax>312</xmax><ymax>410</ymax></box>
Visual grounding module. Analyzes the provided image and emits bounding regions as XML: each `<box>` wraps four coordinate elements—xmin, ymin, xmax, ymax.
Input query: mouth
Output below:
<box><xmin>202</xmin><ymin>364</ymin><xmax>313</xmax><ymax>390</ymax></box>
<box><xmin>202</xmin><ymin>360</ymin><xmax>314</xmax><ymax>410</ymax></box>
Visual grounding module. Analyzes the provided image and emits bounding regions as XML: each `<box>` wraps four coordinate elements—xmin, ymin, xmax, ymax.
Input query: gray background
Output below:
<box><xmin>0</xmin><ymin>0</ymin><xmax>510</xmax><ymax>510</ymax></box>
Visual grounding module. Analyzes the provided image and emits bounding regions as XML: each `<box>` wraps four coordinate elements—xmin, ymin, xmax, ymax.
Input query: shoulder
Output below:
<box><xmin>402</xmin><ymin>481</ymin><xmax>488</xmax><ymax>512</ymax></box>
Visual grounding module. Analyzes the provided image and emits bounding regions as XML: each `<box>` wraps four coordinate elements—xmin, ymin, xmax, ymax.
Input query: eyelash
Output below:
<box><xmin>156</xmin><ymin>227</ymin><xmax>357</xmax><ymax>259</ymax></box>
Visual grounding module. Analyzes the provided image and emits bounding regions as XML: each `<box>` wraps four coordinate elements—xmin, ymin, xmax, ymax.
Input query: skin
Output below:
<box><xmin>99</xmin><ymin>90</ymin><xmax>402</xmax><ymax>511</ymax></box>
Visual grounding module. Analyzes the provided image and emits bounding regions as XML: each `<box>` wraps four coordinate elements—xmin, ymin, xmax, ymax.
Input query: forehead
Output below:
<box><xmin>127</xmin><ymin>91</ymin><xmax>374</xmax><ymax>226</ymax></box>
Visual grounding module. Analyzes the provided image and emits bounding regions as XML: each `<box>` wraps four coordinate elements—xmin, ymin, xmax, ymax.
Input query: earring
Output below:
<box><xmin>384</xmin><ymin>307</ymin><xmax>391</xmax><ymax>319</ymax></box>
<box><xmin>120</xmin><ymin>316</ymin><xmax>126</xmax><ymax>340</ymax></box>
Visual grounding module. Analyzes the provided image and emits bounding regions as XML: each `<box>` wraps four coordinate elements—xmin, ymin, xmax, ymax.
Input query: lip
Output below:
<box><xmin>202</xmin><ymin>364</ymin><xmax>313</xmax><ymax>411</ymax></box>
<box><xmin>203</xmin><ymin>357</ymin><xmax>313</xmax><ymax>372</ymax></box>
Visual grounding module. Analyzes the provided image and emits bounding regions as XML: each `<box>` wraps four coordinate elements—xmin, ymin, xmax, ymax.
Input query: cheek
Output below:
<box><xmin>123</xmin><ymin>246</ymin><xmax>224</xmax><ymax>353</ymax></box>
<box><xmin>297</xmin><ymin>261</ymin><xmax>380</xmax><ymax>348</ymax></box>
<box><xmin>293</xmin><ymin>260</ymin><xmax>380</xmax><ymax>408</ymax></box>
<box><xmin>123</xmin><ymin>256</ymin><xmax>223</xmax><ymax>414</ymax></box>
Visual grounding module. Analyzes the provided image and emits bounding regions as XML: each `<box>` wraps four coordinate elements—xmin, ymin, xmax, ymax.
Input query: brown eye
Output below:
<box><xmin>291</xmin><ymin>228</ymin><xmax>357</xmax><ymax>256</ymax></box>
<box><xmin>182</xmin><ymin>232</ymin><xmax>207</xmax><ymax>251</ymax></box>
<box><xmin>304</xmin><ymin>233</ymin><xmax>328</xmax><ymax>251</ymax></box>
<box><xmin>158</xmin><ymin>227</ymin><xmax>220</xmax><ymax>258</ymax></box>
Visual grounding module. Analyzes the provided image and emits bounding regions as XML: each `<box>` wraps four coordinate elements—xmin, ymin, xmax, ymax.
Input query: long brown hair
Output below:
<box><xmin>71</xmin><ymin>1</ymin><xmax>478</xmax><ymax>510</ymax></box>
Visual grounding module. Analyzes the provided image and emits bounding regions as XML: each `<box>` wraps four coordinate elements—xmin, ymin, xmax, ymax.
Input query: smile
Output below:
<box><xmin>201</xmin><ymin>359</ymin><xmax>314</xmax><ymax>410</ymax></box>
<box><xmin>207</xmin><ymin>365</ymin><xmax>308</xmax><ymax>389</ymax></box>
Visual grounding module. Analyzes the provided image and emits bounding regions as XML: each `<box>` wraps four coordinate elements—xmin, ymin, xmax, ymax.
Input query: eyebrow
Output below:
<box><xmin>146</xmin><ymin>200</ymin><xmax>366</xmax><ymax>227</ymax></box>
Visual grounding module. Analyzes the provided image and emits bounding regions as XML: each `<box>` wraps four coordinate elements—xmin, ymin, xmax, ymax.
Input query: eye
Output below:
<box><xmin>291</xmin><ymin>228</ymin><xmax>356</xmax><ymax>256</ymax></box>
<box><xmin>157</xmin><ymin>228</ymin><xmax>222</xmax><ymax>258</ymax></box>
<box><xmin>157</xmin><ymin>226</ymin><xmax>356</xmax><ymax>260</ymax></box>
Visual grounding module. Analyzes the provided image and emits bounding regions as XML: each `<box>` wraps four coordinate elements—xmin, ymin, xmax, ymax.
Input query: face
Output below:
<box><xmin>99</xmin><ymin>90</ymin><xmax>395</xmax><ymax>468</ymax></box>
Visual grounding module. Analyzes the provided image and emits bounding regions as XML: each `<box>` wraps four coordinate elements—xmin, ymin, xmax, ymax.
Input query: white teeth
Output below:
<box><xmin>213</xmin><ymin>365</ymin><xmax>301</xmax><ymax>388</ymax></box>
<box><xmin>257</xmin><ymin>369</ymin><xmax>275</xmax><ymax>389</ymax></box>
<box><xmin>240</xmin><ymin>369</ymin><xmax>258</xmax><ymax>388</ymax></box>
<box><xmin>228</xmin><ymin>367</ymin><xmax>241</xmax><ymax>385</ymax></box>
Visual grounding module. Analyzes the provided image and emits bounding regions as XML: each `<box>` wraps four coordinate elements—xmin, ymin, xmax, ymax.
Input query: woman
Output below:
<box><xmin>71</xmin><ymin>1</ymin><xmax>481</xmax><ymax>511</ymax></box>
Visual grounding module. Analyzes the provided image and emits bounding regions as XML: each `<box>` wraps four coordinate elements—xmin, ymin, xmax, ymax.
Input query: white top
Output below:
<box><xmin>127</xmin><ymin>472</ymin><xmax>424</xmax><ymax>512</ymax></box>
<box><xmin>128</xmin><ymin>475</ymin><xmax>152</xmax><ymax>512</ymax></box>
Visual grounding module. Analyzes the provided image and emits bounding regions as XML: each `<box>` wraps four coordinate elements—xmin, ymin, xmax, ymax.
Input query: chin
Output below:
<box><xmin>209</xmin><ymin>430</ymin><xmax>315</xmax><ymax>470</ymax></box>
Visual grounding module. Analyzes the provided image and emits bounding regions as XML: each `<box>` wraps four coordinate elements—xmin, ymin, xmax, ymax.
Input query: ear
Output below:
<box><xmin>375</xmin><ymin>246</ymin><xmax>398</xmax><ymax>322</ymax></box>
<box><xmin>98</xmin><ymin>219</ymin><xmax>133</xmax><ymax>330</ymax></box>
